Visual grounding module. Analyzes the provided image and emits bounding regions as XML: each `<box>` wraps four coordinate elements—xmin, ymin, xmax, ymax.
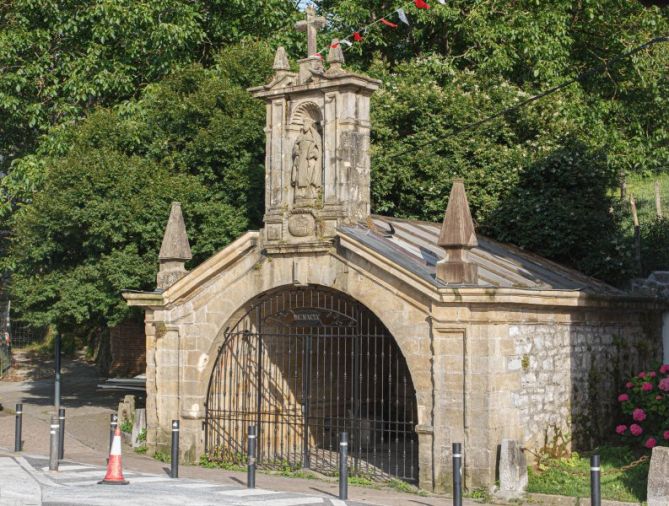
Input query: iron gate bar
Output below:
<box><xmin>204</xmin><ymin>286</ymin><xmax>418</xmax><ymax>483</ymax></box>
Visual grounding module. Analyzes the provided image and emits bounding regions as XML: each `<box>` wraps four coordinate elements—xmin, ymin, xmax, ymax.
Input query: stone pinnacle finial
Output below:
<box><xmin>157</xmin><ymin>202</ymin><xmax>192</xmax><ymax>290</ymax></box>
<box><xmin>273</xmin><ymin>46</ymin><xmax>290</xmax><ymax>72</ymax></box>
<box><xmin>327</xmin><ymin>39</ymin><xmax>345</xmax><ymax>68</ymax></box>
<box><xmin>436</xmin><ymin>179</ymin><xmax>479</xmax><ymax>284</ymax></box>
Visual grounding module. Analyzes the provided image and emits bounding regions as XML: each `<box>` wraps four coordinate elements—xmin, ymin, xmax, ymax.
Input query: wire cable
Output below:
<box><xmin>382</xmin><ymin>35</ymin><xmax>669</xmax><ymax>161</ymax></box>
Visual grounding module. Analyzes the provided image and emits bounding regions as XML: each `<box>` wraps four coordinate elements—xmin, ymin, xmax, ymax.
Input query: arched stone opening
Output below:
<box><xmin>204</xmin><ymin>284</ymin><xmax>420</xmax><ymax>483</ymax></box>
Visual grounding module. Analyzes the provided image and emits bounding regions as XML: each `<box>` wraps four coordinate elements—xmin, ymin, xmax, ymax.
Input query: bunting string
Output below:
<box><xmin>312</xmin><ymin>0</ymin><xmax>443</xmax><ymax>58</ymax></box>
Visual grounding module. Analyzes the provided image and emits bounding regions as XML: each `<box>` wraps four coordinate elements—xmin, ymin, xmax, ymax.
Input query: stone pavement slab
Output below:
<box><xmin>1</xmin><ymin>453</ymin><xmax>366</xmax><ymax>506</ymax></box>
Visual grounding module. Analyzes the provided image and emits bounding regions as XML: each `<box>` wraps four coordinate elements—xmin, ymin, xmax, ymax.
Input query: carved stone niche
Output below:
<box><xmin>290</xmin><ymin>102</ymin><xmax>323</xmax><ymax>208</ymax></box>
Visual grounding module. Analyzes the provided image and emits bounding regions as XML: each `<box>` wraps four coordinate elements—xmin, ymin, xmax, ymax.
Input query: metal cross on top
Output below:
<box><xmin>295</xmin><ymin>5</ymin><xmax>326</xmax><ymax>57</ymax></box>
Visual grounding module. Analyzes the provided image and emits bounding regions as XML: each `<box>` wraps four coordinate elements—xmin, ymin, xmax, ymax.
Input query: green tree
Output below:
<box><xmin>3</xmin><ymin>42</ymin><xmax>274</xmax><ymax>330</ymax></box>
<box><xmin>0</xmin><ymin>0</ymin><xmax>301</xmax><ymax>213</ymax></box>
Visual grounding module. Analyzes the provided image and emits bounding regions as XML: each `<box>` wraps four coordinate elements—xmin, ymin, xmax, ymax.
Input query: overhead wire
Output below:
<box><xmin>381</xmin><ymin>35</ymin><xmax>669</xmax><ymax>161</ymax></box>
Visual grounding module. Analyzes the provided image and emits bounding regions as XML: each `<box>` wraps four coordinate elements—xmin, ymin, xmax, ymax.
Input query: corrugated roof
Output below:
<box><xmin>339</xmin><ymin>215</ymin><xmax>622</xmax><ymax>295</ymax></box>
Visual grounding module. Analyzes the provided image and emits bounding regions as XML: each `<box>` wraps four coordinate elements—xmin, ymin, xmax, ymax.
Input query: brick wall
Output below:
<box><xmin>110</xmin><ymin>319</ymin><xmax>146</xmax><ymax>377</ymax></box>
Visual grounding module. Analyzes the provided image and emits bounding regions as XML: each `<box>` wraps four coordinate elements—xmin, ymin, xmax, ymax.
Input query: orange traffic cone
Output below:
<box><xmin>99</xmin><ymin>425</ymin><xmax>129</xmax><ymax>485</ymax></box>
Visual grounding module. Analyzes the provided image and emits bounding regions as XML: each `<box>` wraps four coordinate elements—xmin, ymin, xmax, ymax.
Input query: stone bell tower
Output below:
<box><xmin>249</xmin><ymin>6</ymin><xmax>380</xmax><ymax>252</ymax></box>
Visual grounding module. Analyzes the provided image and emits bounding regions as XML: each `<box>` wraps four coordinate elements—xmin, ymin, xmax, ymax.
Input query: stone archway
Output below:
<box><xmin>204</xmin><ymin>285</ymin><xmax>419</xmax><ymax>483</ymax></box>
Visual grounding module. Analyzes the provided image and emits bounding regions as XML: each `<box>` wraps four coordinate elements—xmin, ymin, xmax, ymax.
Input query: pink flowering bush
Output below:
<box><xmin>616</xmin><ymin>365</ymin><xmax>669</xmax><ymax>449</ymax></box>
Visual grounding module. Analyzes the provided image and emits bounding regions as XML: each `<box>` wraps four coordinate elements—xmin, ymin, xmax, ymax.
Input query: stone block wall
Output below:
<box><xmin>507</xmin><ymin>312</ymin><xmax>661</xmax><ymax>452</ymax></box>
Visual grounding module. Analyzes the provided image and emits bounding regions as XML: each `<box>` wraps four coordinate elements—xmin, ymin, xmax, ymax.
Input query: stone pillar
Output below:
<box><xmin>431</xmin><ymin>324</ymin><xmax>466</xmax><ymax>493</ymax></box>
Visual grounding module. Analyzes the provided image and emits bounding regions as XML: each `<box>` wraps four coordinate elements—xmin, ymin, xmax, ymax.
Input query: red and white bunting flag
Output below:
<box><xmin>381</xmin><ymin>18</ymin><xmax>398</xmax><ymax>28</ymax></box>
<box><xmin>330</xmin><ymin>42</ymin><xmax>340</xmax><ymax>48</ymax></box>
<box><xmin>397</xmin><ymin>8</ymin><xmax>410</xmax><ymax>25</ymax></box>
<box><xmin>353</xmin><ymin>31</ymin><xmax>363</xmax><ymax>42</ymax></box>
<box><xmin>415</xmin><ymin>0</ymin><xmax>431</xmax><ymax>8</ymax></box>
<box><xmin>340</xmin><ymin>39</ymin><xmax>353</xmax><ymax>47</ymax></box>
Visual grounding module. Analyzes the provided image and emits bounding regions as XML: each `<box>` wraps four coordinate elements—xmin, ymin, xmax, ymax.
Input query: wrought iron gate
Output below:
<box><xmin>204</xmin><ymin>286</ymin><xmax>418</xmax><ymax>483</ymax></box>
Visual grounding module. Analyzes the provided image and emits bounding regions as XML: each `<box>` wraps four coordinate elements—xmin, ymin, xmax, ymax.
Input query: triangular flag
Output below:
<box><xmin>353</xmin><ymin>31</ymin><xmax>363</xmax><ymax>42</ymax></box>
<box><xmin>397</xmin><ymin>8</ymin><xmax>410</xmax><ymax>25</ymax></box>
<box><xmin>381</xmin><ymin>18</ymin><xmax>398</xmax><ymax>28</ymax></box>
<box><xmin>436</xmin><ymin>0</ymin><xmax>445</xmax><ymax>3</ymax></box>
<box><xmin>340</xmin><ymin>39</ymin><xmax>353</xmax><ymax>47</ymax></box>
<box><xmin>415</xmin><ymin>0</ymin><xmax>431</xmax><ymax>8</ymax></box>
<box><xmin>315</xmin><ymin>52</ymin><xmax>323</xmax><ymax>59</ymax></box>
<box><xmin>330</xmin><ymin>42</ymin><xmax>340</xmax><ymax>48</ymax></box>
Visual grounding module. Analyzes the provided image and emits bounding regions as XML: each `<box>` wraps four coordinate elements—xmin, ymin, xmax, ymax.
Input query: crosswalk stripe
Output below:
<box><xmin>175</xmin><ymin>482</ymin><xmax>229</xmax><ymax>489</ymax></box>
<box><xmin>40</xmin><ymin>465</ymin><xmax>94</xmax><ymax>472</ymax></box>
<box><xmin>219</xmin><ymin>488</ymin><xmax>279</xmax><ymax>497</ymax></box>
<box><xmin>330</xmin><ymin>501</ymin><xmax>347</xmax><ymax>506</ymax></box>
<box><xmin>123</xmin><ymin>476</ymin><xmax>172</xmax><ymax>483</ymax></box>
<box><xmin>244</xmin><ymin>498</ymin><xmax>324</xmax><ymax>506</ymax></box>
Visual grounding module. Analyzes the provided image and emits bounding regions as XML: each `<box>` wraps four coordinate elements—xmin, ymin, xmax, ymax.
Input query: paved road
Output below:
<box><xmin>0</xmin><ymin>453</ymin><xmax>364</xmax><ymax>506</ymax></box>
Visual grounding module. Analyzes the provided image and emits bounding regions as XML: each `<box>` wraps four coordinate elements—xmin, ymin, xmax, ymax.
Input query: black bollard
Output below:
<box><xmin>247</xmin><ymin>425</ymin><xmax>256</xmax><ymax>489</ymax></box>
<box><xmin>49</xmin><ymin>415</ymin><xmax>59</xmax><ymax>471</ymax></box>
<box><xmin>590</xmin><ymin>454</ymin><xmax>601</xmax><ymax>506</ymax></box>
<box><xmin>109</xmin><ymin>413</ymin><xmax>118</xmax><ymax>452</ymax></box>
<box><xmin>339</xmin><ymin>432</ymin><xmax>348</xmax><ymax>500</ymax></box>
<box><xmin>170</xmin><ymin>420</ymin><xmax>179</xmax><ymax>479</ymax></box>
<box><xmin>14</xmin><ymin>403</ymin><xmax>22</xmax><ymax>452</ymax></box>
<box><xmin>452</xmin><ymin>442</ymin><xmax>462</xmax><ymax>506</ymax></box>
<box><xmin>58</xmin><ymin>408</ymin><xmax>65</xmax><ymax>460</ymax></box>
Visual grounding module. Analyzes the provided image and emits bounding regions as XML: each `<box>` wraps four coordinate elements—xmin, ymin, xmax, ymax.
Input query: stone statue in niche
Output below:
<box><xmin>291</xmin><ymin>118</ymin><xmax>322</xmax><ymax>202</ymax></box>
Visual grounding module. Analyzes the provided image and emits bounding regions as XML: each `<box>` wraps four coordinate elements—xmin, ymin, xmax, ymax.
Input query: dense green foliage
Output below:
<box><xmin>1</xmin><ymin>0</ymin><xmax>668</xmax><ymax>331</ymax></box>
<box><xmin>0</xmin><ymin>0</ymin><xmax>301</xmax><ymax>208</ymax></box>
<box><xmin>4</xmin><ymin>43</ymin><xmax>273</xmax><ymax>329</ymax></box>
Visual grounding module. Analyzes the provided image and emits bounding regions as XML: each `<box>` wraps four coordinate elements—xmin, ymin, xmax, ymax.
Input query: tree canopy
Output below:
<box><xmin>1</xmin><ymin>0</ymin><xmax>668</xmax><ymax>332</ymax></box>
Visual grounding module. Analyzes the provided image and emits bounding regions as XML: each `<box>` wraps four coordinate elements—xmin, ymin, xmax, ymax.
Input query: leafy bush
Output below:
<box><xmin>615</xmin><ymin>364</ymin><xmax>669</xmax><ymax>449</ymax></box>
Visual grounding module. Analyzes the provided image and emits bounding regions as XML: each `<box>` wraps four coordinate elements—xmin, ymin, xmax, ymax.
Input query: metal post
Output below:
<box><xmin>247</xmin><ymin>425</ymin><xmax>256</xmax><ymax>489</ymax></box>
<box><xmin>14</xmin><ymin>403</ymin><xmax>22</xmax><ymax>452</ymax></box>
<box><xmin>452</xmin><ymin>442</ymin><xmax>462</xmax><ymax>506</ymax></box>
<box><xmin>339</xmin><ymin>432</ymin><xmax>348</xmax><ymax>500</ymax></box>
<box><xmin>590</xmin><ymin>454</ymin><xmax>601</xmax><ymax>506</ymax></box>
<box><xmin>54</xmin><ymin>334</ymin><xmax>61</xmax><ymax>410</ymax></box>
<box><xmin>170</xmin><ymin>420</ymin><xmax>179</xmax><ymax>479</ymax></box>
<box><xmin>109</xmin><ymin>413</ymin><xmax>118</xmax><ymax>452</ymax></box>
<box><xmin>58</xmin><ymin>408</ymin><xmax>65</xmax><ymax>460</ymax></box>
<box><xmin>49</xmin><ymin>415</ymin><xmax>59</xmax><ymax>471</ymax></box>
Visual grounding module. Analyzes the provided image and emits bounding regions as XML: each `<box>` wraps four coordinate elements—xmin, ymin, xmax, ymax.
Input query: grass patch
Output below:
<box><xmin>198</xmin><ymin>454</ymin><xmax>245</xmax><ymax>472</ymax></box>
<box><xmin>465</xmin><ymin>487</ymin><xmax>492</xmax><ymax>502</ymax></box>
<box><xmin>153</xmin><ymin>450</ymin><xmax>171</xmax><ymax>463</ymax></box>
<box><xmin>134</xmin><ymin>446</ymin><xmax>147</xmax><ymax>454</ymax></box>
<box><xmin>527</xmin><ymin>446</ymin><xmax>648</xmax><ymax>503</ymax></box>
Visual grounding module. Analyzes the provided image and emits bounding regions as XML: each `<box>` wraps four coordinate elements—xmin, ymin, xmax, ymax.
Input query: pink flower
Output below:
<box><xmin>616</xmin><ymin>424</ymin><xmax>627</xmax><ymax>435</ymax></box>
<box><xmin>639</xmin><ymin>371</ymin><xmax>646</xmax><ymax>378</ymax></box>
<box><xmin>660</xmin><ymin>378</ymin><xmax>669</xmax><ymax>392</ymax></box>
<box><xmin>649</xmin><ymin>372</ymin><xmax>657</xmax><ymax>378</ymax></box>
<box><xmin>660</xmin><ymin>364</ymin><xmax>669</xmax><ymax>374</ymax></box>
<box><xmin>630</xmin><ymin>424</ymin><xmax>644</xmax><ymax>436</ymax></box>
<box><xmin>642</xmin><ymin>382</ymin><xmax>653</xmax><ymax>392</ymax></box>
<box><xmin>618</xmin><ymin>393</ymin><xmax>630</xmax><ymax>402</ymax></box>
<box><xmin>626</xmin><ymin>381</ymin><xmax>634</xmax><ymax>388</ymax></box>
<box><xmin>633</xmin><ymin>408</ymin><xmax>647</xmax><ymax>422</ymax></box>
<box><xmin>645</xmin><ymin>437</ymin><xmax>657</xmax><ymax>449</ymax></box>
<box><xmin>664</xmin><ymin>430</ymin><xmax>669</xmax><ymax>440</ymax></box>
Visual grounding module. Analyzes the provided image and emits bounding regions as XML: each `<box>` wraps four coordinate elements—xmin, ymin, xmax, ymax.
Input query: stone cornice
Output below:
<box><xmin>123</xmin><ymin>232</ymin><xmax>260</xmax><ymax>308</ymax></box>
<box><xmin>248</xmin><ymin>74</ymin><xmax>380</xmax><ymax>100</ymax></box>
<box><xmin>122</xmin><ymin>291</ymin><xmax>164</xmax><ymax>307</ymax></box>
<box><xmin>162</xmin><ymin>231</ymin><xmax>259</xmax><ymax>305</ymax></box>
